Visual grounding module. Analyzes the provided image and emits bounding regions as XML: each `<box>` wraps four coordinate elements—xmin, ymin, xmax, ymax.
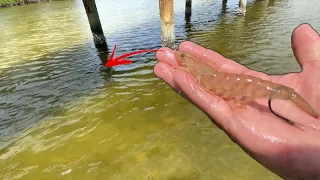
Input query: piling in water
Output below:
<box><xmin>82</xmin><ymin>0</ymin><xmax>107</xmax><ymax>49</ymax></box>
<box><xmin>237</xmin><ymin>0</ymin><xmax>247</xmax><ymax>16</ymax></box>
<box><xmin>159</xmin><ymin>0</ymin><xmax>175</xmax><ymax>48</ymax></box>
<box><xmin>221</xmin><ymin>0</ymin><xmax>228</xmax><ymax>14</ymax></box>
<box><xmin>185</xmin><ymin>0</ymin><xmax>191</xmax><ymax>18</ymax></box>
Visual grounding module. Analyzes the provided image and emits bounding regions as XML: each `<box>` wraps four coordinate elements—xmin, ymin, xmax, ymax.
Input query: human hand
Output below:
<box><xmin>154</xmin><ymin>24</ymin><xmax>320</xmax><ymax>180</ymax></box>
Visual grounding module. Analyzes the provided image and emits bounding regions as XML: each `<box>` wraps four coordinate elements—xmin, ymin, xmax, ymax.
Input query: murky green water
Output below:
<box><xmin>0</xmin><ymin>0</ymin><xmax>319</xmax><ymax>179</ymax></box>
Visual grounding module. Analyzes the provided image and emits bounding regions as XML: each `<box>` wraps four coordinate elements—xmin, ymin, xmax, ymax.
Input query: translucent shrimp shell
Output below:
<box><xmin>173</xmin><ymin>49</ymin><xmax>319</xmax><ymax>118</ymax></box>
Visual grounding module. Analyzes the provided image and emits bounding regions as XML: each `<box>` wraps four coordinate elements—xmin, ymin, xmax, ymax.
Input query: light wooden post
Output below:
<box><xmin>82</xmin><ymin>0</ymin><xmax>107</xmax><ymax>48</ymax></box>
<box><xmin>159</xmin><ymin>0</ymin><xmax>175</xmax><ymax>48</ymax></box>
<box><xmin>237</xmin><ymin>0</ymin><xmax>247</xmax><ymax>16</ymax></box>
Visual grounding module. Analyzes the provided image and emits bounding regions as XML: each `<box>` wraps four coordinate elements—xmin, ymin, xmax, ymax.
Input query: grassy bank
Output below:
<box><xmin>0</xmin><ymin>0</ymin><xmax>50</xmax><ymax>8</ymax></box>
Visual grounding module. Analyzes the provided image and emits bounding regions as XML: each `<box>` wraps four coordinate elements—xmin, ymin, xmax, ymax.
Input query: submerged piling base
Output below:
<box><xmin>236</xmin><ymin>0</ymin><xmax>247</xmax><ymax>16</ymax></box>
<box><xmin>185</xmin><ymin>0</ymin><xmax>191</xmax><ymax>17</ymax></box>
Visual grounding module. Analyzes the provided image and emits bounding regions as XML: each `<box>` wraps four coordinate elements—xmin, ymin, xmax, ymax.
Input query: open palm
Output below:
<box><xmin>154</xmin><ymin>24</ymin><xmax>320</xmax><ymax>180</ymax></box>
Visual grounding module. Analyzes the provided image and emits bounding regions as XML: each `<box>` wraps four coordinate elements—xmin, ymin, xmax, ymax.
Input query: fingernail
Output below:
<box><xmin>156</xmin><ymin>48</ymin><xmax>166</xmax><ymax>60</ymax></box>
<box><xmin>156</xmin><ymin>48</ymin><xmax>174</xmax><ymax>60</ymax></box>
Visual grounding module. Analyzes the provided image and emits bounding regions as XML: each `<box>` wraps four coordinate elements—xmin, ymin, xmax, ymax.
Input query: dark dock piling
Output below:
<box><xmin>82</xmin><ymin>0</ymin><xmax>107</xmax><ymax>50</ymax></box>
<box><xmin>185</xmin><ymin>0</ymin><xmax>192</xmax><ymax>19</ymax></box>
<box><xmin>159</xmin><ymin>0</ymin><xmax>175</xmax><ymax>48</ymax></box>
<box><xmin>221</xmin><ymin>0</ymin><xmax>228</xmax><ymax>15</ymax></box>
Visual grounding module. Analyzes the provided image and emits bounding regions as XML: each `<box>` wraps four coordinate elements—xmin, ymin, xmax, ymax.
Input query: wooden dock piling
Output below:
<box><xmin>221</xmin><ymin>0</ymin><xmax>227</xmax><ymax>15</ymax></box>
<box><xmin>82</xmin><ymin>0</ymin><xmax>107</xmax><ymax>48</ymax></box>
<box><xmin>159</xmin><ymin>0</ymin><xmax>175</xmax><ymax>48</ymax></box>
<box><xmin>237</xmin><ymin>0</ymin><xmax>247</xmax><ymax>16</ymax></box>
<box><xmin>185</xmin><ymin>0</ymin><xmax>191</xmax><ymax>26</ymax></box>
<box><xmin>185</xmin><ymin>0</ymin><xmax>191</xmax><ymax>18</ymax></box>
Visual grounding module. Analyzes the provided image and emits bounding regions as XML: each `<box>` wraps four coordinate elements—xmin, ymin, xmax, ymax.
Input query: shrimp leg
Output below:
<box><xmin>235</xmin><ymin>96</ymin><xmax>250</xmax><ymax>109</ymax></box>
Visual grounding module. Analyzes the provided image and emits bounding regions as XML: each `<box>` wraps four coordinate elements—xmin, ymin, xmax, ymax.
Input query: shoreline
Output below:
<box><xmin>0</xmin><ymin>0</ymin><xmax>50</xmax><ymax>8</ymax></box>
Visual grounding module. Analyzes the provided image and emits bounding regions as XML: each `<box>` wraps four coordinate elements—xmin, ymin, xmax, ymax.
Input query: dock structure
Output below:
<box><xmin>159</xmin><ymin>0</ymin><xmax>175</xmax><ymax>48</ymax></box>
<box><xmin>81</xmin><ymin>0</ymin><xmax>253</xmax><ymax>51</ymax></box>
<box><xmin>237</xmin><ymin>0</ymin><xmax>247</xmax><ymax>16</ymax></box>
<box><xmin>82</xmin><ymin>0</ymin><xmax>107</xmax><ymax>50</ymax></box>
<box><xmin>185</xmin><ymin>0</ymin><xmax>192</xmax><ymax>19</ymax></box>
<box><xmin>158</xmin><ymin>0</ymin><xmax>251</xmax><ymax>48</ymax></box>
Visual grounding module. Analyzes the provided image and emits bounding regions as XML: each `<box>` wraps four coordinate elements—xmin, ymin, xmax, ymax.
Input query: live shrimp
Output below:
<box><xmin>172</xmin><ymin>49</ymin><xmax>320</xmax><ymax>125</ymax></box>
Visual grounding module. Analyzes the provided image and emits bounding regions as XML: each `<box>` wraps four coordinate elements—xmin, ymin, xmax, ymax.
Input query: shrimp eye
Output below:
<box><xmin>180</xmin><ymin>53</ymin><xmax>186</xmax><ymax>57</ymax></box>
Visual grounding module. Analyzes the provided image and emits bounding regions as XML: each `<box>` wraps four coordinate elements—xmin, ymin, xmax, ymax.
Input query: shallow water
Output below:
<box><xmin>0</xmin><ymin>0</ymin><xmax>319</xmax><ymax>179</ymax></box>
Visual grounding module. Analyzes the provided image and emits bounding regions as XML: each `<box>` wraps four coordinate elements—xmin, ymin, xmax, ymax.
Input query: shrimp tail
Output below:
<box><xmin>290</xmin><ymin>93</ymin><xmax>320</xmax><ymax>118</ymax></box>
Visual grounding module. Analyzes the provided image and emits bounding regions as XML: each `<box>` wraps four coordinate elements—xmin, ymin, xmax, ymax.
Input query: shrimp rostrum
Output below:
<box><xmin>172</xmin><ymin>49</ymin><xmax>319</xmax><ymax>124</ymax></box>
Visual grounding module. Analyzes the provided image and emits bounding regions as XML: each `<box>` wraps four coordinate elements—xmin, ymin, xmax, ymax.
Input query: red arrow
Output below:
<box><xmin>105</xmin><ymin>45</ymin><xmax>159</xmax><ymax>67</ymax></box>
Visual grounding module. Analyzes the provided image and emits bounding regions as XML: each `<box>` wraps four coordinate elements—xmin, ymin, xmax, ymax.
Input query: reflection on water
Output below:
<box><xmin>0</xmin><ymin>1</ymin><xmax>88</xmax><ymax>69</ymax></box>
<box><xmin>0</xmin><ymin>0</ymin><xmax>319</xmax><ymax>179</ymax></box>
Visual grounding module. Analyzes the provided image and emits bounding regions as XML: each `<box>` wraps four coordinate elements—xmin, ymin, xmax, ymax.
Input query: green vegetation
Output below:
<box><xmin>0</xmin><ymin>0</ymin><xmax>49</xmax><ymax>8</ymax></box>
<box><xmin>0</xmin><ymin>0</ymin><xmax>23</xmax><ymax>7</ymax></box>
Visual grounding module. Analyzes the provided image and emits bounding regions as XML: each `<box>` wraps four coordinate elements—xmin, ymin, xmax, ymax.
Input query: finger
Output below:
<box><xmin>154</xmin><ymin>62</ymin><xmax>174</xmax><ymax>85</ymax></box>
<box><xmin>178</xmin><ymin>41</ymin><xmax>250</xmax><ymax>73</ymax></box>
<box><xmin>179</xmin><ymin>41</ymin><xmax>274</xmax><ymax>81</ymax></box>
<box><xmin>291</xmin><ymin>23</ymin><xmax>320</xmax><ymax>70</ymax></box>
<box><xmin>153</xmin><ymin>62</ymin><xmax>189</xmax><ymax>99</ymax></box>
<box><xmin>173</xmin><ymin>70</ymin><xmax>234</xmax><ymax>130</ymax></box>
<box><xmin>155</xmin><ymin>47</ymin><xmax>178</xmax><ymax>66</ymax></box>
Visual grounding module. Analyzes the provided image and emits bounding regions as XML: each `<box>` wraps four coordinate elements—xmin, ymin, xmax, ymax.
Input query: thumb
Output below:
<box><xmin>291</xmin><ymin>24</ymin><xmax>320</xmax><ymax>70</ymax></box>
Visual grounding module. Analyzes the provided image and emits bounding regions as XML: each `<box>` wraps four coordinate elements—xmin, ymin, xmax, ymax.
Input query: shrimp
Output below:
<box><xmin>172</xmin><ymin>49</ymin><xmax>320</xmax><ymax>121</ymax></box>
